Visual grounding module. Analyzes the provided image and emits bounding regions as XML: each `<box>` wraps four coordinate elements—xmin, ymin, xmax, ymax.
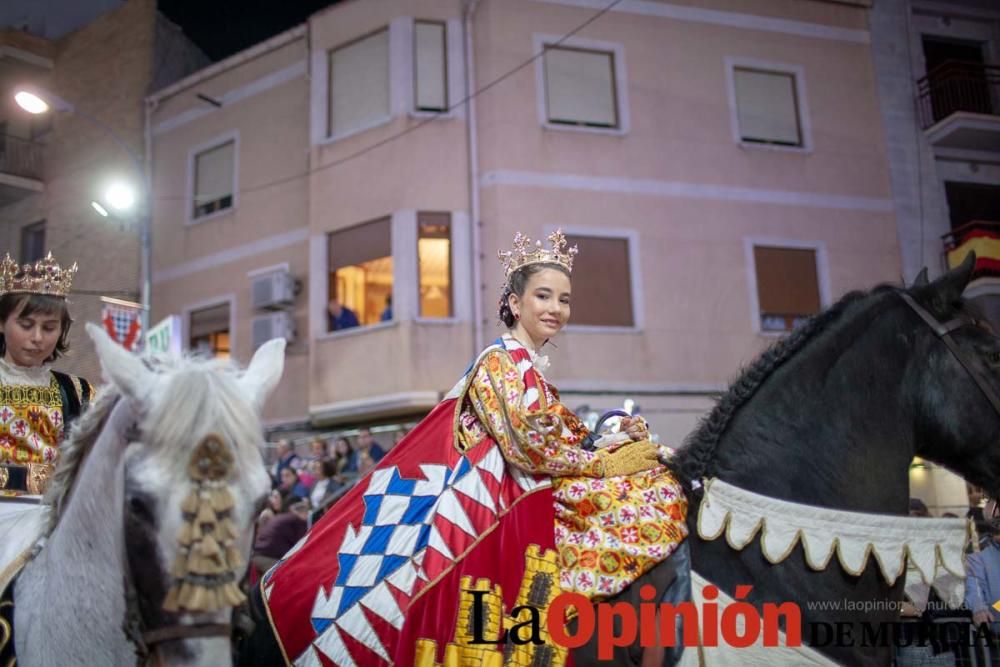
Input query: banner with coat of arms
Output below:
<box><xmin>101</xmin><ymin>298</ymin><xmax>143</xmax><ymax>351</ymax></box>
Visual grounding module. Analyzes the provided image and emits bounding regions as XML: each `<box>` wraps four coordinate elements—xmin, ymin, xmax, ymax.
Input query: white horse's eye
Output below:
<box><xmin>127</xmin><ymin>493</ymin><xmax>155</xmax><ymax>524</ymax></box>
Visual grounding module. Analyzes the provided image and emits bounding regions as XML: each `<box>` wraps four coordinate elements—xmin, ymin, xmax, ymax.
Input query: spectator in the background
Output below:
<box><xmin>279</xmin><ymin>467</ymin><xmax>310</xmax><ymax>498</ymax></box>
<box><xmin>909</xmin><ymin>498</ymin><xmax>930</xmax><ymax>517</ymax></box>
<box><xmin>328</xmin><ymin>299</ymin><xmax>359</xmax><ymax>332</ymax></box>
<box><xmin>357</xmin><ymin>450</ymin><xmax>376</xmax><ymax>476</ymax></box>
<box><xmin>969</xmin><ymin>485</ymin><xmax>989</xmax><ymax>539</ymax></box>
<box><xmin>380</xmin><ymin>295</ymin><xmax>393</xmax><ymax>322</ymax></box>
<box><xmin>257</xmin><ymin>489</ymin><xmax>286</xmax><ymax>531</ymax></box>
<box><xmin>966</xmin><ymin>500</ymin><xmax>1000</xmax><ymax>635</ymax></box>
<box><xmin>310</xmin><ymin>458</ymin><xmax>341</xmax><ymax>513</ymax></box>
<box><xmin>270</xmin><ymin>439</ymin><xmax>301</xmax><ymax>487</ymax></box>
<box><xmin>391</xmin><ymin>430</ymin><xmax>407</xmax><ymax>449</ymax></box>
<box><xmin>307</xmin><ymin>437</ymin><xmax>327</xmax><ymax>462</ymax></box>
<box><xmin>252</xmin><ymin>497</ymin><xmax>310</xmax><ymax>574</ymax></box>
<box><xmin>357</xmin><ymin>427</ymin><xmax>386</xmax><ymax>463</ymax></box>
<box><xmin>330</xmin><ymin>436</ymin><xmax>357</xmax><ymax>477</ymax></box>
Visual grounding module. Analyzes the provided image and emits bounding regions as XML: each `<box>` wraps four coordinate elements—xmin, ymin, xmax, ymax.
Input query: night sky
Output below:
<box><xmin>158</xmin><ymin>0</ymin><xmax>338</xmax><ymax>61</ymax></box>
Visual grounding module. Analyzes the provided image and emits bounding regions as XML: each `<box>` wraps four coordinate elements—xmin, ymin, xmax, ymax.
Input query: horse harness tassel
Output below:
<box><xmin>122</xmin><ymin>432</ymin><xmax>243</xmax><ymax>665</ymax></box>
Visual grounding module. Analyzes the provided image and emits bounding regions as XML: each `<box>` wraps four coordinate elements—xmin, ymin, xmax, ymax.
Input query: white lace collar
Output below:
<box><xmin>0</xmin><ymin>356</ymin><xmax>52</xmax><ymax>387</ymax></box>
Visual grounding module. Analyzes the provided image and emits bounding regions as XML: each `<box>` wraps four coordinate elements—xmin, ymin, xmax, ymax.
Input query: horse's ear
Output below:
<box><xmin>924</xmin><ymin>251</ymin><xmax>976</xmax><ymax>304</ymax></box>
<box><xmin>910</xmin><ymin>267</ymin><xmax>929</xmax><ymax>288</ymax></box>
<box><xmin>86</xmin><ymin>322</ymin><xmax>153</xmax><ymax>402</ymax></box>
<box><xmin>240</xmin><ymin>338</ymin><xmax>286</xmax><ymax>409</ymax></box>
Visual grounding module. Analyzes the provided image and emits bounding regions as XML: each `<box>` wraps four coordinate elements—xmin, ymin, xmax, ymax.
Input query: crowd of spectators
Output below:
<box><xmin>251</xmin><ymin>426</ymin><xmax>406</xmax><ymax>575</ymax></box>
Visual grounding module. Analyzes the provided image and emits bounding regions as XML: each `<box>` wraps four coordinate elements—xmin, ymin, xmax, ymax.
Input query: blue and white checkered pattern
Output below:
<box><xmin>310</xmin><ymin>465</ymin><xmax>448</xmax><ymax>629</ymax></box>
<box><xmin>101</xmin><ymin>303</ymin><xmax>142</xmax><ymax>350</ymax></box>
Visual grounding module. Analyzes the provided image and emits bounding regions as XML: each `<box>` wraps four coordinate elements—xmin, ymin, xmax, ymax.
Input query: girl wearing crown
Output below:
<box><xmin>0</xmin><ymin>252</ymin><xmax>93</xmax><ymax>497</ymax></box>
<box><xmin>255</xmin><ymin>231</ymin><xmax>688</xmax><ymax>667</ymax></box>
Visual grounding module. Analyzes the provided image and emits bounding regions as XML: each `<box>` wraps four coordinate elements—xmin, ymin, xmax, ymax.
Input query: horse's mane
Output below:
<box><xmin>44</xmin><ymin>383</ymin><xmax>120</xmax><ymax>533</ymax></box>
<box><xmin>670</xmin><ymin>284</ymin><xmax>900</xmax><ymax>493</ymax></box>
<box><xmin>44</xmin><ymin>354</ymin><xmax>264</xmax><ymax>534</ymax></box>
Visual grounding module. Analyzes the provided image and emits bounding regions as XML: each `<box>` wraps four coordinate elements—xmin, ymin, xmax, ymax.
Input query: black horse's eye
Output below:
<box><xmin>127</xmin><ymin>494</ymin><xmax>155</xmax><ymax>524</ymax></box>
<box><xmin>988</xmin><ymin>350</ymin><xmax>1000</xmax><ymax>365</ymax></box>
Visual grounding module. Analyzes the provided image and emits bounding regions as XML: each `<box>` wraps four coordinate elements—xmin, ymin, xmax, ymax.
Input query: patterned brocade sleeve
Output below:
<box><xmin>466</xmin><ymin>349</ymin><xmax>602</xmax><ymax>478</ymax></box>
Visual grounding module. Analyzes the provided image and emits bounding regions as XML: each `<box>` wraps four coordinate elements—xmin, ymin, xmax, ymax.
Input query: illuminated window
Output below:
<box><xmin>189</xmin><ymin>303</ymin><xmax>230</xmax><ymax>359</ymax></box>
<box><xmin>752</xmin><ymin>246</ymin><xmax>821</xmax><ymax>332</ymax></box>
<box><xmin>417</xmin><ymin>213</ymin><xmax>452</xmax><ymax>318</ymax></box>
<box><xmin>328</xmin><ymin>218</ymin><xmax>393</xmax><ymax>330</ymax></box>
<box><xmin>563</xmin><ymin>234</ymin><xmax>634</xmax><ymax>327</ymax></box>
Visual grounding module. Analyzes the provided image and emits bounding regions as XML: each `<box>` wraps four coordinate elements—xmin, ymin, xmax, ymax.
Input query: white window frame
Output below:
<box><xmin>545</xmin><ymin>225</ymin><xmax>643</xmax><ymax>333</ymax></box>
<box><xmin>725</xmin><ymin>57</ymin><xmax>813</xmax><ymax>153</ymax></box>
<box><xmin>414</xmin><ymin>211</ymin><xmax>463</xmax><ymax>325</ymax></box>
<box><xmin>186</xmin><ymin>130</ymin><xmax>239</xmax><ymax>226</ymax></box>
<box><xmin>312</xmin><ymin>23</ymin><xmax>404</xmax><ymax>147</ymax></box>
<box><xmin>182</xmin><ymin>293</ymin><xmax>237</xmax><ymax>356</ymax></box>
<box><xmin>743</xmin><ymin>237</ymin><xmax>830</xmax><ymax>337</ymax></box>
<box><xmin>533</xmin><ymin>34</ymin><xmax>630</xmax><ymax>137</ymax></box>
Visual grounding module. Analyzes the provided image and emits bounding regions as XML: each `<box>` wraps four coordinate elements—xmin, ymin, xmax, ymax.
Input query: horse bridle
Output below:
<box><xmin>899</xmin><ymin>292</ymin><xmax>1000</xmax><ymax>417</ymax></box>
<box><xmin>119</xmin><ymin>421</ymin><xmax>234</xmax><ymax>666</ymax></box>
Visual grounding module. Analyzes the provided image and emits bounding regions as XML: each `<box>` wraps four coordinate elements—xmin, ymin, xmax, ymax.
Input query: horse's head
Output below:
<box><xmin>87</xmin><ymin>323</ymin><xmax>284</xmax><ymax>665</ymax></box>
<box><xmin>905</xmin><ymin>255</ymin><xmax>1000</xmax><ymax>498</ymax></box>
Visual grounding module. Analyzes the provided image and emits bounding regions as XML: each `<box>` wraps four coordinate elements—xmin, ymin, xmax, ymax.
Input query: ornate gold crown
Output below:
<box><xmin>0</xmin><ymin>252</ymin><xmax>77</xmax><ymax>298</ymax></box>
<box><xmin>498</xmin><ymin>229</ymin><xmax>578</xmax><ymax>279</ymax></box>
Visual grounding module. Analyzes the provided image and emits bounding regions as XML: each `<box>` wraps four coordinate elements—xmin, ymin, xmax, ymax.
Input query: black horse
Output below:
<box><xmin>671</xmin><ymin>253</ymin><xmax>1000</xmax><ymax>666</ymax></box>
<box><xmin>241</xmin><ymin>255</ymin><xmax>1000</xmax><ymax>666</ymax></box>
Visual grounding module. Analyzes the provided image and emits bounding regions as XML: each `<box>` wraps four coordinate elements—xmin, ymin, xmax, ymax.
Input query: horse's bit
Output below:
<box><xmin>899</xmin><ymin>292</ymin><xmax>1000</xmax><ymax>417</ymax></box>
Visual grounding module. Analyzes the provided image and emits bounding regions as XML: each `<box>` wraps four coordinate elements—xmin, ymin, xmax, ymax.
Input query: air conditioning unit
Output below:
<box><xmin>252</xmin><ymin>311</ymin><xmax>295</xmax><ymax>350</ymax></box>
<box><xmin>251</xmin><ymin>269</ymin><xmax>295</xmax><ymax>310</ymax></box>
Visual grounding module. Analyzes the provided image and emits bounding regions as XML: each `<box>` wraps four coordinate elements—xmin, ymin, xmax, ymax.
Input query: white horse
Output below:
<box><xmin>10</xmin><ymin>323</ymin><xmax>284</xmax><ymax>666</ymax></box>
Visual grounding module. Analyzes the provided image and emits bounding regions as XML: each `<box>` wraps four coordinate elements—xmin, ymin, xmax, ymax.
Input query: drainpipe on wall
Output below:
<box><xmin>463</xmin><ymin>0</ymin><xmax>483</xmax><ymax>352</ymax></box>
<box><xmin>143</xmin><ymin>96</ymin><xmax>157</xmax><ymax>332</ymax></box>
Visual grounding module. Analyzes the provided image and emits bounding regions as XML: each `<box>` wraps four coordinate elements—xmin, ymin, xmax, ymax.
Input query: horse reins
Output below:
<box><xmin>899</xmin><ymin>292</ymin><xmax>1000</xmax><ymax>417</ymax></box>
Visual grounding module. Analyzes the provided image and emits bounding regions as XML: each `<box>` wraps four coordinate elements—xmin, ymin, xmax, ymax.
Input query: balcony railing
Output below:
<box><xmin>0</xmin><ymin>135</ymin><xmax>43</xmax><ymax>181</ymax></box>
<box><xmin>917</xmin><ymin>60</ymin><xmax>1000</xmax><ymax>130</ymax></box>
<box><xmin>942</xmin><ymin>220</ymin><xmax>1000</xmax><ymax>279</ymax></box>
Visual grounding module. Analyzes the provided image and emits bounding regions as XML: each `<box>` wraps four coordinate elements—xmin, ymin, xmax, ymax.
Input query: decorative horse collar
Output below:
<box><xmin>696</xmin><ymin>478</ymin><xmax>970</xmax><ymax>607</ymax></box>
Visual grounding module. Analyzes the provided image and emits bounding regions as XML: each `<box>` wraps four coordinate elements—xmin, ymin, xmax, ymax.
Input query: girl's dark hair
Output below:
<box><xmin>0</xmin><ymin>293</ymin><xmax>73</xmax><ymax>363</ymax></box>
<box><xmin>320</xmin><ymin>458</ymin><xmax>338</xmax><ymax>478</ymax></box>
<box><xmin>497</xmin><ymin>262</ymin><xmax>570</xmax><ymax>327</ymax></box>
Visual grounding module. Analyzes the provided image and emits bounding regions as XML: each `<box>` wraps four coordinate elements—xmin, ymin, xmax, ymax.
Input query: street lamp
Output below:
<box><xmin>15</xmin><ymin>85</ymin><xmax>152</xmax><ymax>336</ymax></box>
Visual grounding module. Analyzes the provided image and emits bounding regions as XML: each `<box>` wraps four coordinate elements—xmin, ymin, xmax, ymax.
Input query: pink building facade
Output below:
<box><xmin>148</xmin><ymin>0</ymin><xmax>898</xmax><ymax>449</ymax></box>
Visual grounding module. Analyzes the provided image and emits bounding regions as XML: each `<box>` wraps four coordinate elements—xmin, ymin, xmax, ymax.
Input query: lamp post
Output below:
<box><xmin>14</xmin><ymin>87</ymin><xmax>153</xmax><ymax>335</ymax></box>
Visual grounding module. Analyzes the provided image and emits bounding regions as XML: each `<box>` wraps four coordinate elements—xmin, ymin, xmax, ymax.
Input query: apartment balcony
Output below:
<box><xmin>917</xmin><ymin>61</ymin><xmax>1000</xmax><ymax>153</ymax></box>
<box><xmin>309</xmin><ymin>319</ymin><xmax>473</xmax><ymax>427</ymax></box>
<box><xmin>0</xmin><ymin>135</ymin><xmax>43</xmax><ymax>205</ymax></box>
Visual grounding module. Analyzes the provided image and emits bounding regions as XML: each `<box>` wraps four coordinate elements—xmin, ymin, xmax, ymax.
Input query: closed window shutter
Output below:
<box><xmin>415</xmin><ymin>22</ymin><xmax>447</xmax><ymax>111</ymax></box>
<box><xmin>564</xmin><ymin>235</ymin><xmax>633</xmax><ymax>326</ymax></box>
<box><xmin>194</xmin><ymin>141</ymin><xmax>234</xmax><ymax>205</ymax></box>
<box><xmin>544</xmin><ymin>47</ymin><xmax>617</xmax><ymax>127</ymax></box>
<box><xmin>328</xmin><ymin>218</ymin><xmax>392</xmax><ymax>271</ymax></box>
<box><xmin>734</xmin><ymin>69</ymin><xmax>801</xmax><ymax>146</ymax></box>
<box><xmin>753</xmin><ymin>246</ymin><xmax>820</xmax><ymax>328</ymax></box>
<box><xmin>329</xmin><ymin>30</ymin><xmax>390</xmax><ymax>137</ymax></box>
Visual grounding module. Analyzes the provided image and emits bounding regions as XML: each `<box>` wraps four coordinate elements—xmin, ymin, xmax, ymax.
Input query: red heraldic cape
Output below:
<box><xmin>262</xmin><ymin>340</ymin><xmax>566</xmax><ymax>667</ymax></box>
